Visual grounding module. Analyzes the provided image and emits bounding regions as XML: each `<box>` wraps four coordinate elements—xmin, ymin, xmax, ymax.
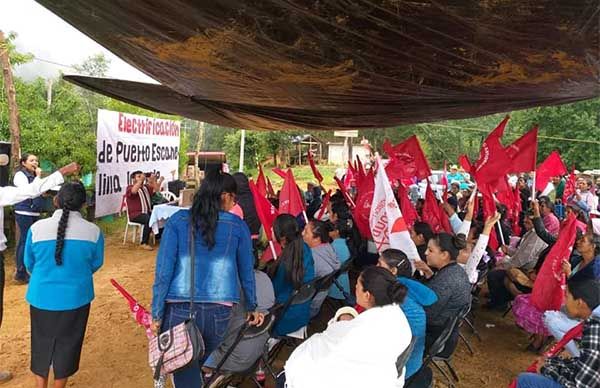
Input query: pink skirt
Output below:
<box><xmin>512</xmin><ymin>294</ymin><xmax>549</xmax><ymax>335</ymax></box>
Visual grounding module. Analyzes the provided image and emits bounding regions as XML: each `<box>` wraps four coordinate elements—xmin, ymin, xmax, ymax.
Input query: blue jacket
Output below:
<box><xmin>328</xmin><ymin>238</ymin><xmax>350</xmax><ymax>300</ymax></box>
<box><xmin>152</xmin><ymin>210</ymin><xmax>257</xmax><ymax>321</ymax></box>
<box><xmin>25</xmin><ymin>210</ymin><xmax>104</xmax><ymax>311</ymax></box>
<box><xmin>272</xmin><ymin>243</ymin><xmax>315</xmax><ymax>336</ymax></box>
<box><xmin>14</xmin><ymin>170</ymin><xmax>45</xmax><ymax>214</ymax></box>
<box><xmin>398</xmin><ymin>277</ymin><xmax>438</xmax><ymax>378</ymax></box>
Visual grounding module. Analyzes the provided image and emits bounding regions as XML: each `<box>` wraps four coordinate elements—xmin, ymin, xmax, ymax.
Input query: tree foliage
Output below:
<box><xmin>0</xmin><ymin>50</ymin><xmax>187</xmax><ymax>183</ymax></box>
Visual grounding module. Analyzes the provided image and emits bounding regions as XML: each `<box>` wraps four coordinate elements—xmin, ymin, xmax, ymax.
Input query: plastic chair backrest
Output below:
<box><xmin>396</xmin><ymin>336</ymin><xmax>417</xmax><ymax>377</ymax></box>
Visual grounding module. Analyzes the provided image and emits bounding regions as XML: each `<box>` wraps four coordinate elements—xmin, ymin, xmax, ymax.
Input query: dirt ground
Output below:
<box><xmin>0</xmin><ymin>231</ymin><xmax>538</xmax><ymax>388</ymax></box>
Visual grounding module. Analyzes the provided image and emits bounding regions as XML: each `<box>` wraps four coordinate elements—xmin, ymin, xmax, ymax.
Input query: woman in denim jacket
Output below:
<box><xmin>151</xmin><ymin>171</ymin><xmax>263</xmax><ymax>387</ymax></box>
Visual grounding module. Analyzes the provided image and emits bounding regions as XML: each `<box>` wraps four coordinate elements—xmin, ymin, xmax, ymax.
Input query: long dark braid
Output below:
<box><xmin>55</xmin><ymin>182</ymin><xmax>87</xmax><ymax>265</ymax></box>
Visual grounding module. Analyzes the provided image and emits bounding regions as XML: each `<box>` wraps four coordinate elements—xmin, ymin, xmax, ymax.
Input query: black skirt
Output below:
<box><xmin>30</xmin><ymin>304</ymin><xmax>90</xmax><ymax>379</ymax></box>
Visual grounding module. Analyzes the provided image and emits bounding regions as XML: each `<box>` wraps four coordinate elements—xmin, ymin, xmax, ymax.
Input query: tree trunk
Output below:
<box><xmin>0</xmin><ymin>31</ymin><xmax>21</xmax><ymax>165</ymax></box>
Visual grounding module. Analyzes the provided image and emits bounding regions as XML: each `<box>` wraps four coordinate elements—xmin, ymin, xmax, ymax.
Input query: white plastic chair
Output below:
<box><xmin>120</xmin><ymin>197</ymin><xmax>144</xmax><ymax>245</ymax></box>
<box><xmin>160</xmin><ymin>190</ymin><xmax>178</xmax><ymax>203</ymax></box>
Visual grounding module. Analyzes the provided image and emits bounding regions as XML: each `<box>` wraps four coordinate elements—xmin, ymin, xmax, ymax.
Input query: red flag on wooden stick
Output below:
<box><xmin>472</xmin><ymin>116</ymin><xmax>511</xmax><ymax>184</ymax></box>
<box><xmin>383</xmin><ymin>135</ymin><xmax>431</xmax><ymax>180</ymax></box>
<box><xmin>249</xmin><ymin>180</ymin><xmax>279</xmax><ymax>240</ymax></box>
<box><xmin>279</xmin><ymin>169</ymin><xmax>305</xmax><ymax>217</ymax></box>
<box><xmin>352</xmin><ymin>171</ymin><xmax>374</xmax><ymax>239</ymax></box>
<box><xmin>531</xmin><ymin>213</ymin><xmax>577</xmax><ymax>312</ymax></box>
<box><xmin>256</xmin><ymin>164</ymin><xmax>267</xmax><ymax>197</ymax></box>
<box><xmin>397</xmin><ymin>183</ymin><xmax>418</xmax><ymax>229</ymax></box>
<box><xmin>315</xmin><ymin>190</ymin><xmax>331</xmax><ymax>220</ymax></box>
<box><xmin>563</xmin><ymin>166</ymin><xmax>577</xmax><ymax>203</ymax></box>
<box><xmin>506</xmin><ymin>126</ymin><xmax>538</xmax><ymax>173</ymax></box>
<box><xmin>272</xmin><ymin>168</ymin><xmax>287</xmax><ymax>179</ymax></box>
<box><xmin>535</xmin><ymin>151</ymin><xmax>568</xmax><ymax>192</ymax></box>
<box><xmin>308</xmin><ymin>151</ymin><xmax>323</xmax><ymax>183</ymax></box>
<box><xmin>421</xmin><ymin>182</ymin><xmax>451</xmax><ymax>234</ymax></box>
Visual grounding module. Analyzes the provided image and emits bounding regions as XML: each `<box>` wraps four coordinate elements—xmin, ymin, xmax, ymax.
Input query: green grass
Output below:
<box><xmin>245</xmin><ymin>165</ymin><xmax>340</xmax><ymax>191</ymax></box>
<box><xmin>97</xmin><ymin>214</ymin><xmax>127</xmax><ymax>236</ymax></box>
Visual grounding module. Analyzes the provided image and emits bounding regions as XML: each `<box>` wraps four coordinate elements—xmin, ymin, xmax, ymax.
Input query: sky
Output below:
<box><xmin>1</xmin><ymin>0</ymin><xmax>155</xmax><ymax>82</ymax></box>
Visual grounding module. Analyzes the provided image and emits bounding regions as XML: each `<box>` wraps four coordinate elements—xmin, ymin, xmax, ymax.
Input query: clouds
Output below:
<box><xmin>2</xmin><ymin>0</ymin><xmax>156</xmax><ymax>83</ymax></box>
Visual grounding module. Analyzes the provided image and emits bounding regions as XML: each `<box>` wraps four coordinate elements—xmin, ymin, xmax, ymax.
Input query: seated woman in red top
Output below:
<box><xmin>125</xmin><ymin>171</ymin><xmax>162</xmax><ymax>250</ymax></box>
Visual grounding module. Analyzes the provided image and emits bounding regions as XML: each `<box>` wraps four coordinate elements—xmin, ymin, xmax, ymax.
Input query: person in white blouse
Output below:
<box><xmin>12</xmin><ymin>154</ymin><xmax>45</xmax><ymax>283</ymax></box>
<box><xmin>0</xmin><ymin>161</ymin><xmax>79</xmax><ymax>384</ymax></box>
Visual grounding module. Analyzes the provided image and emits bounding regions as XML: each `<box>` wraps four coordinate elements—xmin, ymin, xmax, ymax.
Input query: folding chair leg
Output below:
<box><xmin>458</xmin><ymin>331</ymin><xmax>474</xmax><ymax>356</ymax></box>
<box><xmin>463</xmin><ymin>317</ymin><xmax>482</xmax><ymax>342</ymax></box>
<box><xmin>123</xmin><ymin>224</ymin><xmax>128</xmax><ymax>245</ymax></box>
<box><xmin>502</xmin><ymin>303</ymin><xmax>513</xmax><ymax>318</ymax></box>
<box><xmin>431</xmin><ymin>361</ymin><xmax>455</xmax><ymax>388</ymax></box>
<box><xmin>443</xmin><ymin>360</ymin><xmax>460</xmax><ymax>382</ymax></box>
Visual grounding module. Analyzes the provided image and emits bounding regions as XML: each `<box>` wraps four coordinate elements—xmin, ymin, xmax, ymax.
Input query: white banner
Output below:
<box><xmin>95</xmin><ymin>109</ymin><xmax>180</xmax><ymax>218</ymax></box>
<box><xmin>370</xmin><ymin>157</ymin><xmax>420</xmax><ymax>264</ymax></box>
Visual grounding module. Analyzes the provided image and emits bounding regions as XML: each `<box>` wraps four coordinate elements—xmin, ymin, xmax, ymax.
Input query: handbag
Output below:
<box><xmin>149</xmin><ymin>223</ymin><xmax>205</xmax><ymax>380</ymax></box>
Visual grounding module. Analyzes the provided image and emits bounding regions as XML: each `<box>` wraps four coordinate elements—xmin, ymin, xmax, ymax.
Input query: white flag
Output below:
<box><xmin>370</xmin><ymin>157</ymin><xmax>421</xmax><ymax>265</ymax></box>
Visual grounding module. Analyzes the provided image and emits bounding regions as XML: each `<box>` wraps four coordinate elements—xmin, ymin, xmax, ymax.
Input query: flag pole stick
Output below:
<box><xmin>531</xmin><ymin>171</ymin><xmax>536</xmax><ymax>201</ymax></box>
<box><xmin>302</xmin><ymin>210</ymin><xmax>309</xmax><ymax>224</ymax></box>
<box><xmin>496</xmin><ymin>222</ymin><xmax>506</xmax><ymax>246</ymax></box>
<box><xmin>269</xmin><ymin>240</ymin><xmax>277</xmax><ymax>260</ymax></box>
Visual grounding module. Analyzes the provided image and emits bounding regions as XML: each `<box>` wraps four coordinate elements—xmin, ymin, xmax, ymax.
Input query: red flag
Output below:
<box><xmin>421</xmin><ymin>182</ymin><xmax>452</xmax><ymax>234</ymax></box>
<box><xmin>343</xmin><ymin>165</ymin><xmax>355</xmax><ymax>188</ymax></box>
<box><xmin>480</xmin><ymin>183</ymin><xmax>500</xmax><ymax>250</ymax></box>
<box><xmin>383</xmin><ymin>135</ymin><xmax>432</xmax><ymax>180</ymax></box>
<box><xmin>535</xmin><ymin>151</ymin><xmax>568</xmax><ymax>192</ymax></box>
<box><xmin>563</xmin><ymin>166</ymin><xmax>577</xmax><ymax>203</ymax></box>
<box><xmin>256</xmin><ymin>164</ymin><xmax>267</xmax><ymax>197</ymax></box>
<box><xmin>272</xmin><ymin>168</ymin><xmax>287</xmax><ymax>179</ymax></box>
<box><xmin>334</xmin><ymin>176</ymin><xmax>356</xmax><ymax>209</ymax></box>
<box><xmin>307</xmin><ymin>151</ymin><xmax>323</xmax><ymax>183</ymax></box>
<box><xmin>110</xmin><ymin>279</ymin><xmax>153</xmax><ymax>338</ymax></box>
<box><xmin>355</xmin><ymin>155</ymin><xmax>365</xmax><ymax>184</ymax></box>
<box><xmin>531</xmin><ymin>213</ymin><xmax>577</xmax><ymax>312</ymax></box>
<box><xmin>397</xmin><ymin>183</ymin><xmax>419</xmax><ymax>229</ymax></box>
<box><xmin>248</xmin><ymin>180</ymin><xmax>279</xmax><ymax>240</ymax></box>
<box><xmin>279</xmin><ymin>168</ymin><xmax>305</xmax><ymax>216</ymax></box>
<box><xmin>260</xmin><ymin>241</ymin><xmax>282</xmax><ymax>262</ymax></box>
<box><xmin>458</xmin><ymin>154</ymin><xmax>473</xmax><ymax>174</ymax></box>
<box><xmin>473</xmin><ymin>116</ymin><xmax>511</xmax><ymax>184</ymax></box>
<box><xmin>315</xmin><ymin>190</ymin><xmax>331</xmax><ymax>220</ymax></box>
<box><xmin>266</xmin><ymin>176</ymin><xmax>275</xmax><ymax>197</ymax></box>
<box><xmin>352</xmin><ymin>171</ymin><xmax>374</xmax><ymax>239</ymax></box>
<box><xmin>506</xmin><ymin>126</ymin><xmax>538</xmax><ymax>173</ymax></box>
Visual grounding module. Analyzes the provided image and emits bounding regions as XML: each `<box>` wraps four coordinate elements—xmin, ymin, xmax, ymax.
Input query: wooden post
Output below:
<box><xmin>0</xmin><ymin>31</ymin><xmax>21</xmax><ymax>164</ymax></box>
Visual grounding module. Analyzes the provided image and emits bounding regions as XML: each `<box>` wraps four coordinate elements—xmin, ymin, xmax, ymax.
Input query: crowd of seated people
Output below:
<box><xmin>147</xmin><ymin>166</ymin><xmax>600</xmax><ymax>388</ymax></box>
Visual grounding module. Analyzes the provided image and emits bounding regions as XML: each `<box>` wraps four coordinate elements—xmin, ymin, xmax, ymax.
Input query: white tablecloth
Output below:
<box><xmin>149</xmin><ymin>204</ymin><xmax>187</xmax><ymax>234</ymax></box>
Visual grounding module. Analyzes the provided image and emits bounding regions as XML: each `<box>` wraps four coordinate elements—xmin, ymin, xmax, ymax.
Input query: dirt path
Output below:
<box><xmin>1</xmin><ymin>233</ymin><xmax>537</xmax><ymax>387</ymax></box>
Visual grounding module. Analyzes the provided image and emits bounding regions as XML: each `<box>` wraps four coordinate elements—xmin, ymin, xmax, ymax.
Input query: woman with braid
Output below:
<box><xmin>24</xmin><ymin>182</ymin><xmax>104</xmax><ymax>388</ymax></box>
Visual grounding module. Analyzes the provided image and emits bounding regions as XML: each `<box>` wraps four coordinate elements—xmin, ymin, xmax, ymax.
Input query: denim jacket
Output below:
<box><xmin>151</xmin><ymin>210</ymin><xmax>257</xmax><ymax>321</ymax></box>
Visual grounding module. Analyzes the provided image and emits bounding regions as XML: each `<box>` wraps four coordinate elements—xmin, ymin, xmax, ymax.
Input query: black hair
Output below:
<box><xmin>412</xmin><ymin>222</ymin><xmax>434</xmax><ymax>243</ymax></box>
<box><xmin>273</xmin><ymin>214</ymin><xmax>305</xmax><ymax>289</ymax></box>
<box><xmin>309</xmin><ymin>219</ymin><xmax>331</xmax><ymax>243</ymax></box>
<box><xmin>359</xmin><ymin>266</ymin><xmax>408</xmax><ymax>306</ymax></box>
<box><xmin>190</xmin><ymin>170</ymin><xmax>237</xmax><ymax>249</ymax></box>
<box><xmin>55</xmin><ymin>182</ymin><xmax>87</xmax><ymax>265</ymax></box>
<box><xmin>130</xmin><ymin>170</ymin><xmax>143</xmax><ymax>182</ymax></box>
<box><xmin>538</xmin><ymin>196</ymin><xmax>555</xmax><ymax>212</ymax></box>
<box><xmin>432</xmin><ymin>232</ymin><xmax>467</xmax><ymax>261</ymax></box>
<box><xmin>16</xmin><ymin>153</ymin><xmax>35</xmax><ymax>173</ymax></box>
<box><xmin>567</xmin><ymin>277</ymin><xmax>600</xmax><ymax>311</ymax></box>
<box><xmin>380</xmin><ymin>249</ymin><xmax>412</xmax><ymax>278</ymax></box>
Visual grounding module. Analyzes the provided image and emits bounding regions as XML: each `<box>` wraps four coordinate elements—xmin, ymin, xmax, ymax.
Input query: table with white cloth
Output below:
<box><xmin>149</xmin><ymin>204</ymin><xmax>188</xmax><ymax>234</ymax></box>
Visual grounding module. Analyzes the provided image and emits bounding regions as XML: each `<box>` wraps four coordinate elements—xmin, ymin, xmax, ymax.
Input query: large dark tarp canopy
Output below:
<box><xmin>39</xmin><ymin>1</ymin><xmax>600</xmax><ymax>130</ymax></box>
